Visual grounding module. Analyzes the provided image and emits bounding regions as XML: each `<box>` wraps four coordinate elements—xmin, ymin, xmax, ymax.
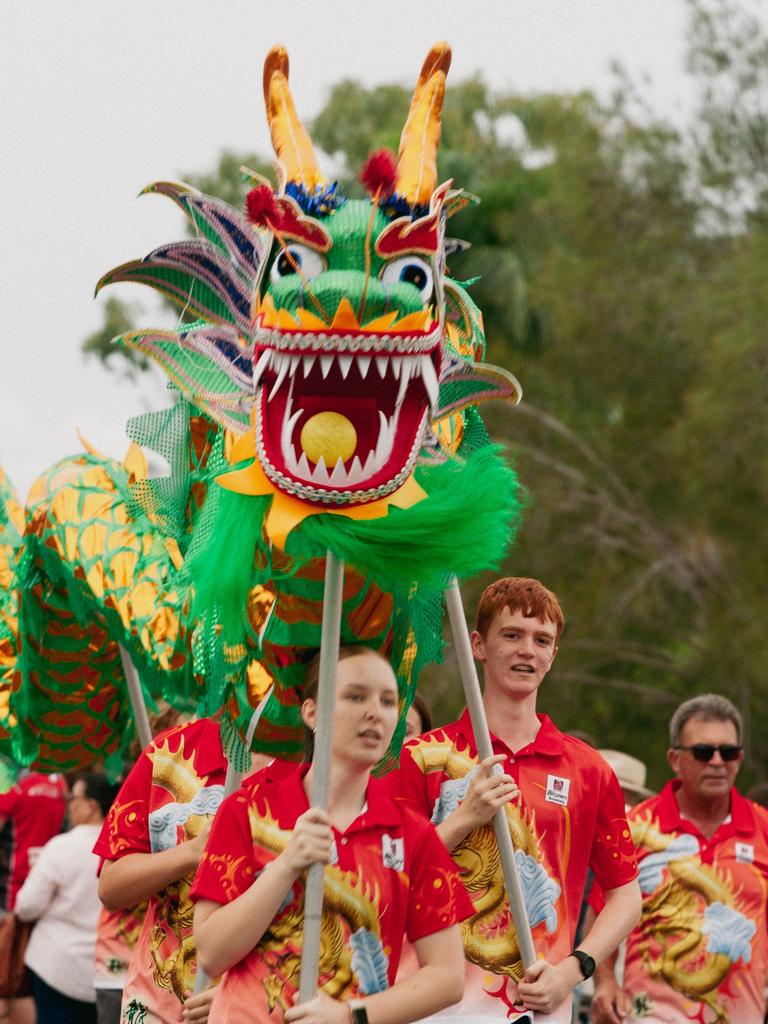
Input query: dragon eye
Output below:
<box><xmin>380</xmin><ymin>256</ymin><xmax>434</xmax><ymax>300</ymax></box>
<box><xmin>270</xmin><ymin>244</ymin><xmax>325</xmax><ymax>283</ymax></box>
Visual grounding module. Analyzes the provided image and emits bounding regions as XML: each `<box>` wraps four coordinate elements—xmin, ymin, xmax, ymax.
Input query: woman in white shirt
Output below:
<box><xmin>15</xmin><ymin>773</ymin><xmax>118</xmax><ymax>1024</ymax></box>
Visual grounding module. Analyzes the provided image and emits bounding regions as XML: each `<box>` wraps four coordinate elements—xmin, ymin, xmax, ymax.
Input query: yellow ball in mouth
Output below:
<box><xmin>299</xmin><ymin>412</ymin><xmax>358</xmax><ymax>466</ymax></box>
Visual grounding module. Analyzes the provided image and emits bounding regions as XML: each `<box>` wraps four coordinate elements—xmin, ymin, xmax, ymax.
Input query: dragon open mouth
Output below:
<box><xmin>253</xmin><ymin>299</ymin><xmax>442</xmax><ymax>505</ymax></box>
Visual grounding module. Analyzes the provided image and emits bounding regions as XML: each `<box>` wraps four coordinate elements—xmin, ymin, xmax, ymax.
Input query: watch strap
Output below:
<box><xmin>349</xmin><ymin>1000</ymin><xmax>369</xmax><ymax>1024</ymax></box>
<box><xmin>569</xmin><ymin>948</ymin><xmax>595</xmax><ymax>979</ymax></box>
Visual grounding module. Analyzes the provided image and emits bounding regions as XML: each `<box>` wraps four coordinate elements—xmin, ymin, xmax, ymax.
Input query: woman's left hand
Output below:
<box><xmin>284</xmin><ymin>990</ymin><xmax>351</xmax><ymax>1024</ymax></box>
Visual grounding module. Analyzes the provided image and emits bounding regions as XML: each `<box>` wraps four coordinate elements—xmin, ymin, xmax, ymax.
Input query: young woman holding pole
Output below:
<box><xmin>192</xmin><ymin>646</ymin><xmax>471</xmax><ymax>1024</ymax></box>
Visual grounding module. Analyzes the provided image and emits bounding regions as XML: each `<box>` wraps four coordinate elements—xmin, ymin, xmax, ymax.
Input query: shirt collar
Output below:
<box><xmin>270</xmin><ymin>764</ymin><xmax>401</xmax><ymax>831</ymax></box>
<box><xmin>457</xmin><ymin>709</ymin><xmax>565</xmax><ymax>757</ymax></box>
<box><xmin>191</xmin><ymin>718</ymin><xmax>228</xmax><ymax>777</ymax></box>
<box><xmin>657</xmin><ymin>779</ymin><xmax>754</xmax><ymax>835</ymax></box>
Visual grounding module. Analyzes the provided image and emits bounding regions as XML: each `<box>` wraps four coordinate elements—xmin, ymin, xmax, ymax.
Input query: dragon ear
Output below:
<box><xmin>395</xmin><ymin>43</ymin><xmax>451</xmax><ymax>208</ymax></box>
<box><xmin>263</xmin><ymin>46</ymin><xmax>326</xmax><ymax>193</ymax></box>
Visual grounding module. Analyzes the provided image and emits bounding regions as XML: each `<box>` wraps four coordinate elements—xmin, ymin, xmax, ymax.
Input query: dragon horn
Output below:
<box><xmin>263</xmin><ymin>46</ymin><xmax>326</xmax><ymax>192</ymax></box>
<box><xmin>395</xmin><ymin>43</ymin><xmax>452</xmax><ymax>208</ymax></box>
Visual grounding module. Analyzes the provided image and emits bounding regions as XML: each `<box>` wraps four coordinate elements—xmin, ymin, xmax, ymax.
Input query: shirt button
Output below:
<box><xmin>509</xmin><ymin>757</ymin><xmax>515</xmax><ymax>764</ymax></box>
<box><xmin>340</xmin><ymin>838</ymin><xmax>348</xmax><ymax>845</ymax></box>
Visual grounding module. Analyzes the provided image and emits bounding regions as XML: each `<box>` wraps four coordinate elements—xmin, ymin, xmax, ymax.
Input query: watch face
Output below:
<box><xmin>573</xmin><ymin>950</ymin><xmax>596</xmax><ymax>979</ymax></box>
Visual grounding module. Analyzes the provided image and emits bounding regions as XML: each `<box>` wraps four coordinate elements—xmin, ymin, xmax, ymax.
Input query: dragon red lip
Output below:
<box><xmin>254</xmin><ymin>333</ymin><xmax>441</xmax><ymax>505</ymax></box>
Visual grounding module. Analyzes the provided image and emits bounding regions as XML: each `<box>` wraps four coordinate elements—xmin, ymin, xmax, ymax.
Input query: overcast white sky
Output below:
<box><xmin>0</xmin><ymin>0</ymin><xmax>754</xmax><ymax>498</ymax></box>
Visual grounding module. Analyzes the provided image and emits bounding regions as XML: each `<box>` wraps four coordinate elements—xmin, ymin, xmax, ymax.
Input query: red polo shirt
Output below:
<box><xmin>0</xmin><ymin>771</ymin><xmax>67</xmax><ymax>910</ymax></box>
<box><xmin>393</xmin><ymin>711</ymin><xmax>638</xmax><ymax>1024</ymax></box>
<box><xmin>606</xmin><ymin>780</ymin><xmax>768</xmax><ymax>1023</ymax></box>
<box><xmin>93</xmin><ymin>718</ymin><xmax>227</xmax><ymax>1024</ymax></box>
<box><xmin>191</xmin><ymin>763</ymin><xmax>474</xmax><ymax>1024</ymax></box>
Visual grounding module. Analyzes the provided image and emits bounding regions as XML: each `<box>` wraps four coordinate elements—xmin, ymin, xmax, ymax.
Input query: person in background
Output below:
<box><xmin>15</xmin><ymin>772</ymin><xmax>118</xmax><ymax>1024</ymax></box>
<box><xmin>591</xmin><ymin>694</ymin><xmax>768</xmax><ymax>1024</ymax></box>
<box><xmin>0</xmin><ymin>768</ymin><xmax>67</xmax><ymax>1024</ymax></box>
<box><xmin>91</xmin><ymin>705</ymin><xmax>180</xmax><ymax>1024</ymax></box>
<box><xmin>94</xmin><ymin>719</ymin><xmax>226</xmax><ymax>1024</ymax></box>
<box><xmin>93</xmin><ymin>902</ymin><xmax>147</xmax><ymax>1024</ymax></box>
<box><xmin>597</xmin><ymin>751</ymin><xmax>653</xmax><ymax>810</ymax></box>
<box><xmin>404</xmin><ymin>692</ymin><xmax>433</xmax><ymax>739</ymax></box>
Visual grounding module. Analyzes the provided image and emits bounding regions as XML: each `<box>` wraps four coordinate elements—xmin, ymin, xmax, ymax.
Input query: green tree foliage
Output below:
<box><xmin>82</xmin><ymin>0</ymin><xmax>768</xmax><ymax>786</ymax></box>
<box><xmin>82</xmin><ymin>296</ymin><xmax>149</xmax><ymax>378</ymax></box>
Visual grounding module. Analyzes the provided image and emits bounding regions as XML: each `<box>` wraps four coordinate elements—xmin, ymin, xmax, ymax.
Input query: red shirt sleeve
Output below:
<box><xmin>190</xmin><ymin>790</ymin><xmax>258</xmax><ymax>905</ymax></box>
<box><xmin>588</xmin><ymin>878</ymin><xmax>606</xmax><ymax>914</ymax></box>
<box><xmin>588</xmin><ymin>767</ymin><xmax>638</xmax><ymax>890</ymax></box>
<box><xmin>390</xmin><ymin>741</ymin><xmax>434</xmax><ymax>820</ymax></box>
<box><xmin>92</xmin><ymin>747</ymin><xmax>154</xmax><ymax>861</ymax></box>
<box><xmin>403</xmin><ymin>810</ymin><xmax>474</xmax><ymax>942</ymax></box>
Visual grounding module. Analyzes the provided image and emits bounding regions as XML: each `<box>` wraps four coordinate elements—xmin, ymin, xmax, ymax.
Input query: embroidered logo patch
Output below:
<box><xmin>545</xmin><ymin>775</ymin><xmax>571</xmax><ymax>806</ymax></box>
<box><xmin>381</xmin><ymin>834</ymin><xmax>405</xmax><ymax>871</ymax></box>
<box><xmin>736</xmin><ymin>842</ymin><xmax>755</xmax><ymax>864</ymax></box>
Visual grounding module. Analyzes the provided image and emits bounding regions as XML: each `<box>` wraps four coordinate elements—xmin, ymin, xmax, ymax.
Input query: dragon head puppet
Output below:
<box><xmin>83</xmin><ymin>43</ymin><xmax>524</xmax><ymax>766</ymax></box>
<box><xmin>101</xmin><ymin>43</ymin><xmax>521</xmax><ymax>559</ymax></box>
<box><xmin>239</xmin><ymin>45</ymin><xmax>470</xmax><ymax>521</ymax></box>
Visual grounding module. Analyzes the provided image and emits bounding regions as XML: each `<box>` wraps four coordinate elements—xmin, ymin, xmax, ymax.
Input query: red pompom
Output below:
<box><xmin>245</xmin><ymin>184</ymin><xmax>279</xmax><ymax>227</ymax></box>
<box><xmin>360</xmin><ymin>149</ymin><xmax>397</xmax><ymax>199</ymax></box>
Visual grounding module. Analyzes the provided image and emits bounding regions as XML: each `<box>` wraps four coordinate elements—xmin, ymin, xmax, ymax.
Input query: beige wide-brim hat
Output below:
<box><xmin>599</xmin><ymin>749</ymin><xmax>654</xmax><ymax>804</ymax></box>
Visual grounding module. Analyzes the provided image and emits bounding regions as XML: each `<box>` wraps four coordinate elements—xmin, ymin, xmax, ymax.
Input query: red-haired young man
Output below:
<box><xmin>394</xmin><ymin>577</ymin><xmax>641</xmax><ymax>1024</ymax></box>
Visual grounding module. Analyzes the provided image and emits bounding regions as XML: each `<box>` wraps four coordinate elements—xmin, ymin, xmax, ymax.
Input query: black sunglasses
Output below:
<box><xmin>675</xmin><ymin>743</ymin><xmax>742</xmax><ymax>762</ymax></box>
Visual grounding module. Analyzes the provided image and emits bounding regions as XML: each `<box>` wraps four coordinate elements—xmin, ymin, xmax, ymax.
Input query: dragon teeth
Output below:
<box><xmin>281</xmin><ymin>408</ymin><xmax>302</xmax><ymax>463</ymax></box>
<box><xmin>374</xmin><ymin>411</ymin><xmax>389</xmax><ymax>464</ymax></box>
<box><xmin>329</xmin><ymin>457</ymin><xmax>347</xmax><ymax>483</ymax></box>
<box><xmin>395</xmin><ymin>359</ymin><xmax>411</xmax><ymax>407</ymax></box>
<box><xmin>268</xmin><ymin>355</ymin><xmax>291</xmax><ymax>400</ymax></box>
<box><xmin>361</xmin><ymin>449</ymin><xmax>377</xmax><ymax>477</ymax></box>
<box><xmin>259</xmin><ymin>348</ymin><xmax>439</xmax><ymax>401</ymax></box>
<box><xmin>420</xmin><ymin>356</ymin><xmax>439</xmax><ymax>409</ymax></box>
<box><xmin>281</xmin><ymin>402</ymin><xmax>399</xmax><ymax>488</ymax></box>
<box><xmin>347</xmin><ymin>456</ymin><xmax>365</xmax><ymax>485</ymax></box>
<box><xmin>252</xmin><ymin>349</ymin><xmax>272</xmax><ymax>387</ymax></box>
<box><xmin>312</xmin><ymin>456</ymin><xmax>330</xmax><ymax>484</ymax></box>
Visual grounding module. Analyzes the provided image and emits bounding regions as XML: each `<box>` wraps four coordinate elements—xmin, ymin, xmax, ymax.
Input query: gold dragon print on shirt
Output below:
<box><xmin>632</xmin><ymin>812</ymin><xmax>757</xmax><ymax>1024</ymax></box>
<box><xmin>247</xmin><ymin>809</ymin><xmax>391</xmax><ymax>1010</ymax></box>
<box><xmin>411</xmin><ymin>738</ymin><xmax>561</xmax><ymax>982</ymax></box>
<box><xmin>146</xmin><ymin>737</ymin><xmax>224</xmax><ymax>1002</ymax></box>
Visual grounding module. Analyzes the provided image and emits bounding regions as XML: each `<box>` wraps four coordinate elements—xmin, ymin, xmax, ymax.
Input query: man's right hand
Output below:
<box><xmin>457</xmin><ymin>754</ymin><xmax>518</xmax><ymax>830</ymax></box>
<box><xmin>591</xmin><ymin>979</ymin><xmax>631</xmax><ymax>1024</ymax></box>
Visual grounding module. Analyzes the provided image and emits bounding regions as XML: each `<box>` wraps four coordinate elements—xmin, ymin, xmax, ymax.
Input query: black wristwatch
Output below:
<box><xmin>349</xmin><ymin>1000</ymin><xmax>369</xmax><ymax>1024</ymax></box>
<box><xmin>570</xmin><ymin>949</ymin><xmax>596</xmax><ymax>980</ymax></box>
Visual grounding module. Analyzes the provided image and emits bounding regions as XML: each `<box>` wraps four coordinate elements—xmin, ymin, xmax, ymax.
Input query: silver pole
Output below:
<box><xmin>298</xmin><ymin>551</ymin><xmax>344</xmax><ymax>1002</ymax></box>
<box><xmin>118</xmin><ymin>645</ymin><xmax>152</xmax><ymax>749</ymax></box>
<box><xmin>444</xmin><ymin>577</ymin><xmax>536</xmax><ymax>970</ymax></box>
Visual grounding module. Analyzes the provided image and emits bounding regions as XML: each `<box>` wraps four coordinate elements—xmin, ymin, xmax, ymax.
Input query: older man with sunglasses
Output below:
<box><xmin>591</xmin><ymin>693</ymin><xmax>768</xmax><ymax>1024</ymax></box>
